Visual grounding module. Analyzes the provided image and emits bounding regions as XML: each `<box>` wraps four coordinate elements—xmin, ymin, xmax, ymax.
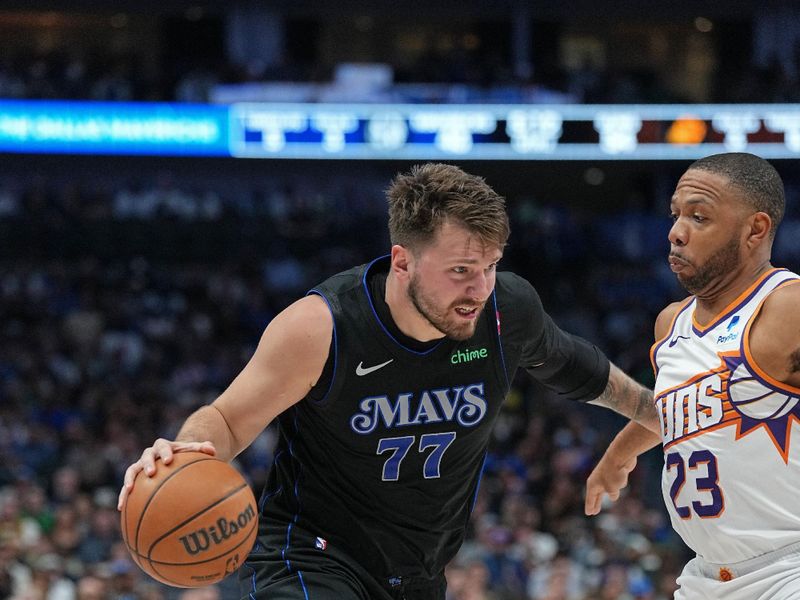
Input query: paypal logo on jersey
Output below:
<box><xmin>717</xmin><ymin>314</ymin><xmax>741</xmax><ymax>344</ymax></box>
<box><xmin>349</xmin><ymin>383</ymin><xmax>487</xmax><ymax>434</ymax></box>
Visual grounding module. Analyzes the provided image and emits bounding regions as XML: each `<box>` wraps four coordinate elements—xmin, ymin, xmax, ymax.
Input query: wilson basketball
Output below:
<box><xmin>121</xmin><ymin>451</ymin><xmax>258</xmax><ymax>588</ymax></box>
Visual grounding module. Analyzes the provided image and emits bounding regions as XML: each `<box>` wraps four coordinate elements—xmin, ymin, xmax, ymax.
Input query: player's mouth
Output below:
<box><xmin>668</xmin><ymin>253</ymin><xmax>690</xmax><ymax>273</ymax></box>
<box><xmin>454</xmin><ymin>305</ymin><xmax>482</xmax><ymax>320</ymax></box>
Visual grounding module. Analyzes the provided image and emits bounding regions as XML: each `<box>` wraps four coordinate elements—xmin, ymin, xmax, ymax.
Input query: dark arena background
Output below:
<box><xmin>1</xmin><ymin>1</ymin><xmax>800</xmax><ymax>598</ymax></box>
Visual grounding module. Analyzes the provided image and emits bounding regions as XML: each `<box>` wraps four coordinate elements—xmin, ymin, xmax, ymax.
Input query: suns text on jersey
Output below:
<box><xmin>657</xmin><ymin>370</ymin><xmax>730</xmax><ymax>444</ymax></box>
<box><xmin>349</xmin><ymin>382</ymin><xmax>487</xmax><ymax>434</ymax></box>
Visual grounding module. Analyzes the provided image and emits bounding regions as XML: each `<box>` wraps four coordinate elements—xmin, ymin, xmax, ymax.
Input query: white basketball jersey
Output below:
<box><xmin>651</xmin><ymin>268</ymin><xmax>800</xmax><ymax>564</ymax></box>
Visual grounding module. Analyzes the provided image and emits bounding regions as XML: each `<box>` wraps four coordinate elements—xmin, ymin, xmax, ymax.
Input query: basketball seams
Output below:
<box><xmin>131</xmin><ymin>456</ymin><xmax>219</xmax><ymax>557</ymax></box>
<box><xmin>121</xmin><ymin>451</ymin><xmax>259</xmax><ymax>587</ymax></box>
<box><xmin>145</xmin><ymin>521</ymin><xmax>258</xmax><ymax>586</ymax></box>
<box><xmin>146</xmin><ymin>482</ymin><xmax>251</xmax><ymax>557</ymax></box>
<box><xmin>122</xmin><ymin>499</ymin><xmax>145</xmax><ymax>572</ymax></box>
<box><xmin>127</xmin><ymin>520</ymin><xmax>257</xmax><ymax>564</ymax></box>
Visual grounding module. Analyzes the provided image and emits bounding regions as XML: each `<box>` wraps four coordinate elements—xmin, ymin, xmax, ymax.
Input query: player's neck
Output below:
<box><xmin>693</xmin><ymin>259</ymin><xmax>773</xmax><ymax>325</ymax></box>
<box><xmin>384</xmin><ymin>271</ymin><xmax>446</xmax><ymax>342</ymax></box>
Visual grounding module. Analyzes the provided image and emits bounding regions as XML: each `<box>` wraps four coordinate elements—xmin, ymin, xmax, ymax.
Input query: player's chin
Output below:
<box><xmin>445</xmin><ymin>321</ymin><xmax>479</xmax><ymax>341</ymax></box>
<box><xmin>676</xmin><ymin>272</ymin><xmax>702</xmax><ymax>294</ymax></box>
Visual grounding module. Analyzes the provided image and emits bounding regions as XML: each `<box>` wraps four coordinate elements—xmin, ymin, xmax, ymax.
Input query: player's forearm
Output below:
<box><xmin>605</xmin><ymin>420</ymin><xmax>662</xmax><ymax>465</ymax></box>
<box><xmin>176</xmin><ymin>404</ymin><xmax>241</xmax><ymax>462</ymax></box>
<box><xmin>588</xmin><ymin>363</ymin><xmax>661</xmax><ymax>434</ymax></box>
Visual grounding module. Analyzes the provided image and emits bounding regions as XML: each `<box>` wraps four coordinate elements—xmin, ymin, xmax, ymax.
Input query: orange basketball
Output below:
<box><xmin>121</xmin><ymin>451</ymin><xmax>258</xmax><ymax>588</ymax></box>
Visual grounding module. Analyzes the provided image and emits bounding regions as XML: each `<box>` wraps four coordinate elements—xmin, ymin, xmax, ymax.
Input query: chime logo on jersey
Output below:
<box><xmin>349</xmin><ymin>382</ymin><xmax>487</xmax><ymax>434</ymax></box>
<box><xmin>658</xmin><ymin>351</ymin><xmax>800</xmax><ymax>463</ymax></box>
<box><xmin>450</xmin><ymin>347</ymin><xmax>488</xmax><ymax>365</ymax></box>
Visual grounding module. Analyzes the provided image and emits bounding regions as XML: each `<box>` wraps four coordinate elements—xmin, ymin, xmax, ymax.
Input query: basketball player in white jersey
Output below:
<box><xmin>585</xmin><ymin>152</ymin><xmax>800</xmax><ymax>599</ymax></box>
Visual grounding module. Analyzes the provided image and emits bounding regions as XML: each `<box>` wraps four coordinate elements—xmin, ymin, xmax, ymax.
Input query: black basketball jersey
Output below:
<box><xmin>258</xmin><ymin>256</ymin><xmax>604</xmax><ymax>588</ymax></box>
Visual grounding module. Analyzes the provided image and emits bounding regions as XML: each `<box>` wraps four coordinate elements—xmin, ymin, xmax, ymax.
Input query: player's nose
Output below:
<box><xmin>668</xmin><ymin>219</ymin><xmax>688</xmax><ymax>247</ymax></box>
<box><xmin>468</xmin><ymin>271</ymin><xmax>492</xmax><ymax>299</ymax></box>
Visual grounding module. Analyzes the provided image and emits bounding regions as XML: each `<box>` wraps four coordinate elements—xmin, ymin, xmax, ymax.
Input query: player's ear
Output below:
<box><xmin>390</xmin><ymin>245</ymin><xmax>413</xmax><ymax>282</ymax></box>
<box><xmin>745</xmin><ymin>212</ymin><xmax>772</xmax><ymax>249</ymax></box>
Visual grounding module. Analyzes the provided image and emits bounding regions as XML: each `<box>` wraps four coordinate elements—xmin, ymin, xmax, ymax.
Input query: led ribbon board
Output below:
<box><xmin>229</xmin><ymin>103</ymin><xmax>800</xmax><ymax>160</ymax></box>
<box><xmin>0</xmin><ymin>100</ymin><xmax>229</xmax><ymax>156</ymax></box>
<box><xmin>1</xmin><ymin>100</ymin><xmax>799</xmax><ymax>160</ymax></box>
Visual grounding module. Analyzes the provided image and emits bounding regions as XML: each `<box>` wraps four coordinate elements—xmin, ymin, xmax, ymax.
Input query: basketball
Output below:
<box><xmin>121</xmin><ymin>451</ymin><xmax>258</xmax><ymax>588</ymax></box>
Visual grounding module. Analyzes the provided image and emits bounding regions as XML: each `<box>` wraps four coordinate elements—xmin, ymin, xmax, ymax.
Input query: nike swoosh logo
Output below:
<box><xmin>668</xmin><ymin>335</ymin><xmax>690</xmax><ymax>348</ymax></box>
<box><xmin>355</xmin><ymin>359</ymin><xmax>394</xmax><ymax>376</ymax></box>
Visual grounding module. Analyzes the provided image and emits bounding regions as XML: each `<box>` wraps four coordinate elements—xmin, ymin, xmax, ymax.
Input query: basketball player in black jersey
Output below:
<box><xmin>118</xmin><ymin>163</ymin><xmax>660</xmax><ymax>600</ymax></box>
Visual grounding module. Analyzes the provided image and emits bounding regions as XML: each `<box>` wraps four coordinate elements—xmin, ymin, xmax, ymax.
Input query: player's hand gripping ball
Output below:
<box><xmin>121</xmin><ymin>452</ymin><xmax>258</xmax><ymax>587</ymax></box>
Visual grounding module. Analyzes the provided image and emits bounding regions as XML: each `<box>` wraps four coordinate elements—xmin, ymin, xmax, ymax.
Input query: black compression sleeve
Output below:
<box><xmin>496</xmin><ymin>271</ymin><xmax>611</xmax><ymax>403</ymax></box>
<box><xmin>523</xmin><ymin>312</ymin><xmax>611</xmax><ymax>403</ymax></box>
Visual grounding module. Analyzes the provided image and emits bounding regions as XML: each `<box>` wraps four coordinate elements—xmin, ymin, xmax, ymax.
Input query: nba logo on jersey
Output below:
<box><xmin>315</xmin><ymin>537</ymin><xmax>327</xmax><ymax>551</ymax></box>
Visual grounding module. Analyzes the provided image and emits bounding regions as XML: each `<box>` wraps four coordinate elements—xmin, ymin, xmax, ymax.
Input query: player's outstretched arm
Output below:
<box><xmin>584</xmin><ymin>421</ymin><xmax>661</xmax><ymax>515</ymax></box>
<box><xmin>584</xmin><ymin>299</ymin><xmax>683</xmax><ymax>515</ymax></box>
<box><xmin>588</xmin><ymin>364</ymin><xmax>660</xmax><ymax>434</ymax></box>
<box><xmin>588</xmin><ymin>299</ymin><xmax>685</xmax><ymax>434</ymax></box>
<box><xmin>118</xmin><ymin>294</ymin><xmax>332</xmax><ymax>511</ymax></box>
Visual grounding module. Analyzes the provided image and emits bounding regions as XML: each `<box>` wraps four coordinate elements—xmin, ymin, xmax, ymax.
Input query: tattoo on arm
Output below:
<box><xmin>590</xmin><ymin>364</ymin><xmax>659</xmax><ymax>432</ymax></box>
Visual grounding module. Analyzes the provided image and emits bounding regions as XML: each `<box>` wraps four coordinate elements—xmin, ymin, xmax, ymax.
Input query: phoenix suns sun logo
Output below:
<box><xmin>657</xmin><ymin>352</ymin><xmax>800</xmax><ymax>463</ymax></box>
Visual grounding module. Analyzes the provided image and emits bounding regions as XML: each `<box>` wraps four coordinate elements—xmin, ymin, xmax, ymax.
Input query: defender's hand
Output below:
<box><xmin>584</xmin><ymin>453</ymin><xmax>637</xmax><ymax>516</ymax></box>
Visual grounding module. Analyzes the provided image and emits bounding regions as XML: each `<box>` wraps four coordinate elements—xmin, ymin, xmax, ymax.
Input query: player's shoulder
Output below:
<box><xmin>313</xmin><ymin>261</ymin><xmax>370</xmax><ymax>296</ymax></box>
<box><xmin>271</xmin><ymin>295</ymin><xmax>333</xmax><ymax>338</ymax></box>
<box><xmin>654</xmin><ymin>297</ymin><xmax>691</xmax><ymax>340</ymax></box>
<box><xmin>760</xmin><ymin>278</ymin><xmax>800</xmax><ymax>322</ymax></box>
<box><xmin>494</xmin><ymin>272</ymin><xmax>546</xmax><ymax>335</ymax></box>
<box><xmin>495</xmin><ymin>271</ymin><xmax>539</xmax><ymax>302</ymax></box>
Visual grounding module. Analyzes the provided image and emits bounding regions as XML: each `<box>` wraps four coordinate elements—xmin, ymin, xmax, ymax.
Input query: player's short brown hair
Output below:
<box><xmin>386</xmin><ymin>163</ymin><xmax>510</xmax><ymax>252</ymax></box>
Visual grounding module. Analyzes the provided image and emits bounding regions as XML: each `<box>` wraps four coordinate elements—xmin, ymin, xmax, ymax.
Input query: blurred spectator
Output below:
<box><xmin>24</xmin><ymin>553</ymin><xmax>75</xmax><ymax>600</ymax></box>
<box><xmin>0</xmin><ymin>534</ymin><xmax>32</xmax><ymax>599</ymax></box>
<box><xmin>75</xmin><ymin>574</ymin><xmax>108</xmax><ymax>600</ymax></box>
<box><xmin>178</xmin><ymin>587</ymin><xmax>220</xmax><ymax>600</ymax></box>
<box><xmin>528</xmin><ymin>553</ymin><xmax>588</xmax><ymax>600</ymax></box>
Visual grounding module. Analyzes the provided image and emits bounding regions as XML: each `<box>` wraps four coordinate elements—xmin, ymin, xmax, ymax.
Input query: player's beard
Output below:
<box><xmin>407</xmin><ymin>272</ymin><xmax>484</xmax><ymax>341</ymax></box>
<box><xmin>677</xmin><ymin>235</ymin><xmax>741</xmax><ymax>295</ymax></box>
